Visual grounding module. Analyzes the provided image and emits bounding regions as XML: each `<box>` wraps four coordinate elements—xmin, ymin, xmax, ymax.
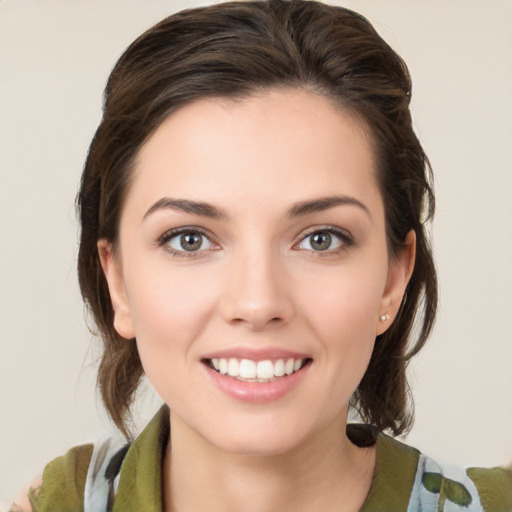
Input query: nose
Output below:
<box><xmin>219</xmin><ymin>246</ymin><xmax>294</xmax><ymax>331</ymax></box>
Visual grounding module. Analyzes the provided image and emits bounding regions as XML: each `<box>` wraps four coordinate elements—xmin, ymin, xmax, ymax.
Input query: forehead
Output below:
<box><xmin>127</xmin><ymin>88</ymin><xmax>382</xmax><ymax>219</ymax></box>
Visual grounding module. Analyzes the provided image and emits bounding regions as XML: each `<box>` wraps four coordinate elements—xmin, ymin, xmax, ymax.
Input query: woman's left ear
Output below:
<box><xmin>376</xmin><ymin>230</ymin><xmax>416</xmax><ymax>336</ymax></box>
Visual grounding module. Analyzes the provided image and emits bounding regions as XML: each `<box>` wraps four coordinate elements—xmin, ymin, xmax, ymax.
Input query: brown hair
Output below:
<box><xmin>77</xmin><ymin>0</ymin><xmax>437</xmax><ymax>439</ymax></box>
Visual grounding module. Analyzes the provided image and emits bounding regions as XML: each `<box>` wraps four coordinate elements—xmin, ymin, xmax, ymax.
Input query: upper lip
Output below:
<box><xmin>201</xmin><ymin>347</ymin><xmax>311</xmax><ymax>362</ymax></box>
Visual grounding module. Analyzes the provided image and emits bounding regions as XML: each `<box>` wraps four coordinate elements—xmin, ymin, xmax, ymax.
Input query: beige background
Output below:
<box><xmin>1</xmin><ymin>0</ymin><xmax>511</xmax><ymax>504</ymax></box>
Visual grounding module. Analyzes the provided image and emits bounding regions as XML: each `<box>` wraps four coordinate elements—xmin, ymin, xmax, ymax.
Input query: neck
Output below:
<box><xmin>163</xmin><ymin>412</ymin><xmax>376</xmax><ymax>512</ymax></box>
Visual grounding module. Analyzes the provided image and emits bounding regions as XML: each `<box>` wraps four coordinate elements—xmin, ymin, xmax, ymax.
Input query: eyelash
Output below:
<box><xmin>295</xmin><ymin>226</ymin><xmax>354</xmax><ymax>255</ymax></box>
<box><xmin>157</xmin><ymin>227</ymin><xmax>218</xmax><ymax>259</ymax></box>
<box><xmin>157</xmin><ymin>225</ymin><xmax>354</xmax><ymax>259</ymax></box>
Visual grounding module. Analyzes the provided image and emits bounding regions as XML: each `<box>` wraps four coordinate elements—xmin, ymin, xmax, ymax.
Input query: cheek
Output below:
<box><xmin>298</xmin><ymin>264</ymin><xmax>387</xmax><ymax>339</ymax></box>
<box><xmin>295</xmin><ymin>259</ymin><xmax>388</xmax><ymax>397</ymax></box>
<box><xmin>123</xmin><ymin>263</ymin><xmax>220</xmax><ymax>366</ymax></box>
<box><xmin>123</xmin><ymin>264</ymin><xmax>224</xmax><ymax>412</ymax></box>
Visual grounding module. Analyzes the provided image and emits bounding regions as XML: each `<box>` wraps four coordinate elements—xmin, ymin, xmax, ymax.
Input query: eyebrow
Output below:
<box><xmin>286</xmin><ymin>195</ymin><xmax>371</xmax><ymax>219</ymax></box>
<box><xmin>143</xmin><ymin>198</ymin><xmax>229</xmax><ymax>221</ymax></box>
<box><xmin>143</xmin><ymin>194</ymin><xmax>370</xmax><ymax>221</ymax></box>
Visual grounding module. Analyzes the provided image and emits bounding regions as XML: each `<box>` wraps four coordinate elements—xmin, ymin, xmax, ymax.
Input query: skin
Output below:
<box><xmin>99</xmin><ymin>88</ymin><xmax>415</xmax><ymax>512</ymax></box>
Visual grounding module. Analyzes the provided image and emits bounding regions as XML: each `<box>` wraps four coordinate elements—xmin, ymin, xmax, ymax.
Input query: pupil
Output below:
<box><xmin>311</xmin><ymin>232</ymin><xmax>331</xmax><ymax>251</ymax></box>
<box><xmin>181</xmin><ymin>233</ymin><xmax>201</xmax><ymax>251</ymax></box>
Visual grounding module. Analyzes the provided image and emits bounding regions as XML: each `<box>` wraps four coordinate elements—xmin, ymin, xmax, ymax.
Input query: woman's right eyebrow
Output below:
<box><xmin>143</xmin><ymin>197</ymin><xmax>229</xmax><ymax>221</ymax></box>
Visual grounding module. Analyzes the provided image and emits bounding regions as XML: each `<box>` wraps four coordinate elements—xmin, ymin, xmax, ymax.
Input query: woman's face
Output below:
<box><xmin>100</xmin><ymin>89</ymin><xmax>413</xmax><ymax>456</ymax></box>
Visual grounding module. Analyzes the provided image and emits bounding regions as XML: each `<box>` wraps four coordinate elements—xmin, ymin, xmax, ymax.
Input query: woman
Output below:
<box><xmin>10</xmin><ymin>1</ymin><xmax>511</xmax><ymax>511</ymax></box>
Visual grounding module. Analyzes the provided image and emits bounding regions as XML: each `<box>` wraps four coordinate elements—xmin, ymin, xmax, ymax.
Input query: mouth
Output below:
<box><xmin>203</xmin><ymin>357</ymin><xmax>313</xmax><ymax>383</ymax></box>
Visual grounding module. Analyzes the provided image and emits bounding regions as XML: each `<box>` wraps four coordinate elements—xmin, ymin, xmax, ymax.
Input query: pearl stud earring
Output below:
<box><xmin>379</xmin><ymin>314</ymin><xmax>390</xmax><ymax>323</ymax></box>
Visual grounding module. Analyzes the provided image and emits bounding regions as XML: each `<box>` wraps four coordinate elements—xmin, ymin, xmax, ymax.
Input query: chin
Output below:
<box><xmin>213</xmin><ymin>432</ymin><xmax>305</xmax><ymax>457</ymax></box>
<box><xmin>198</xmin><ymin>414</ymin><xmax>317</xmax><ymax>458</ymax></box>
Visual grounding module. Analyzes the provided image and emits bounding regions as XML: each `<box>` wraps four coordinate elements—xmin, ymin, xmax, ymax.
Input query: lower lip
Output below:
<box><xmin>204</xmin><ymin>363</ymin><xmax>311</xmax><ymax>404</ymax></box>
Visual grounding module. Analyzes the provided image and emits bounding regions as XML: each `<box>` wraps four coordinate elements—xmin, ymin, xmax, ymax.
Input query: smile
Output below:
<box><xmin>207</xmin><ymin>358</ymin><xmax>310</xmax><ymax>382</ymax></box>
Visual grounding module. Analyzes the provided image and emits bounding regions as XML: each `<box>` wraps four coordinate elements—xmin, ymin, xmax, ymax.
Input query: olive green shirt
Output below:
<box><xmin>19</xmin><ymin>407</ymin><xmax>512</xmax><ymax>511</ymax></box>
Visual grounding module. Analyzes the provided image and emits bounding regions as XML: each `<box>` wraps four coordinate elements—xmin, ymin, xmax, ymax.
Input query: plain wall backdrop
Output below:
<box><xmin>1</xmin><ymin>0</ymin><xmax>511</xmax><ymax>505</ymax></box>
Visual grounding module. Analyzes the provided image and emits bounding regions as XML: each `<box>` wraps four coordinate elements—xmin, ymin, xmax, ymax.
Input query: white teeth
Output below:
<box><xmin>210</xmin><ymin>357</ymin><xmax>307</xmax><ymax>380</ymax></box>
<box><xmin>274</xmin><ymin>359</ymin><xmax>285</xmax><ymax>377</ymax></box>
<box><xmin>227</xmin><ymin>358</ymin><xmax>239</xmax><ymax>377</ymax></box>
<box><xmin>257</xmin><ymin>360</ymin><xmax>274</xmax><ymax>379</ymax></box>
<box><xmin>239</xmin><ymin>359</ymin><xmax>256</xmax><ymax>379</ymax></box>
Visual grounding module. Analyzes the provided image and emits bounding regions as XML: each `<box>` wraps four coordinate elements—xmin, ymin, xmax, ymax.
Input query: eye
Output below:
<box><xmin>297</xmin><ymin>228</ymin><xmax>351</xmax><ymax>252</ymax></box>
<box><xmin>159</xmin><ymin>228</ymin><xmax>215</xmax><ymax>256</ymax></box>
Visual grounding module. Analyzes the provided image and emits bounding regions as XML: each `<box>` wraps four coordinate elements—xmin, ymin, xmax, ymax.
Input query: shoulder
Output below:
<box><xmin>467</xmin><ymin>465</ymin><xmax>512</xmax><ymax>511</ymax></box>
<box><xmin>9</xmin><ymin>444</ymin><xmax>93</xmax><ymax>512</ymax></box>
<box><xmin>363</xmin><ymin>430</ymin><xmax>512</xmax><ymax>511</ymax></box>
<box><xmin>414</xmin><ymin>454</ymin><xmax>512</xmax><ymax>511</ymax></box>
<box><xmin>8</xmin><ymin>407</ymin><xmax>169</xmax><ymax>512</ymax></box>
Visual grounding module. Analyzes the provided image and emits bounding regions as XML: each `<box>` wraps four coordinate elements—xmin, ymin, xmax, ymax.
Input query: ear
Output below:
<box><xmin>376</xmin><ymin>230</ymin><xmax>416</xmax><ymax>336</ymax></box>
<box><xmin>97</xmin><ymin>239</ymin><xmax>136</xmax><ymax>340</ymax></box>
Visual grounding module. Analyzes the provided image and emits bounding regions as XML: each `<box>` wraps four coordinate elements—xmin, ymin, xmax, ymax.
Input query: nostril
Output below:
<box><xmin>228</xmin><ymin>315</ymin><xmax>285</xmax><ymax>330</ymax></box>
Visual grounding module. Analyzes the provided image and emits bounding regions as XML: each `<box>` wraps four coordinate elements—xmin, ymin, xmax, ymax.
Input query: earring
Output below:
<box><xmin>379</xmin><ymin>314</ymin><xmax>390</xmax><ymax>323</ymax></box>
